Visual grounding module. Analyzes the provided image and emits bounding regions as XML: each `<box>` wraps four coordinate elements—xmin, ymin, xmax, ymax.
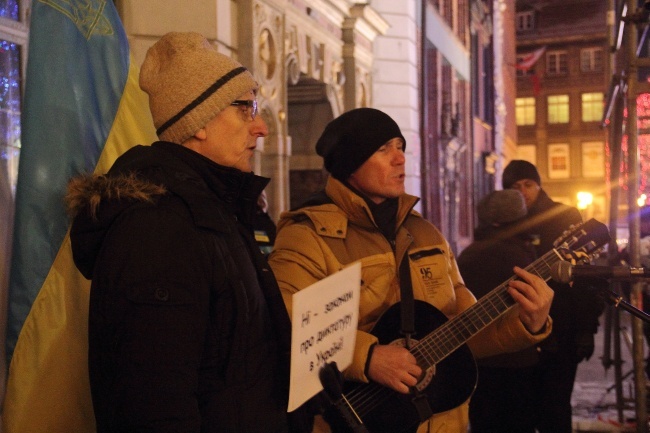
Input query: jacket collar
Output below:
<box><xmin>104</xmin><ymin>141</ymin><xmax>269</xmax><ymax>232</ymax></box>
<box><xmin>151</xmin><ymin>142</ymin><xmax>269</xmax><ymax>230</ymax></box>
<box><xmin>527</xmin><ymin>189</ymin><xmax>555</xmax><ymax>217</ymax></box>
<box><xmin>277</xmin><ymin>177</ymin><xmax>419</xmax><ymax>238</ymax></box>
<box><xmin>324</xmin><ymin>176</ymin><xmax>419</xmax><ymax>230</ymax></box>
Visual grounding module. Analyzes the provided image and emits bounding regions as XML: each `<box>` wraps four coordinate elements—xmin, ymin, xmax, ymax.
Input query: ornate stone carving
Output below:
<box><xmin>259</xmin><ymin>28</ymin><xmax>277</xmax><ymax>81</ymax></box>
<box><xmin>286</xmin><ymin>52</ymin><xmax>301</xmax><ymax>86</ymax></box>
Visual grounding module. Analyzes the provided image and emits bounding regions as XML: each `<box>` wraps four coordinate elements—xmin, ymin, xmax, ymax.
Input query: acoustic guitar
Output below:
<box><xmin>325</xmin><ymin>218</ymin><xmax>610</xmax><ymax>433</ymax></box>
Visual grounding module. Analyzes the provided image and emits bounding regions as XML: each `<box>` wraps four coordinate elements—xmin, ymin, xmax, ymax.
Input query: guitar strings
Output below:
<box><xmin>343</xmin><ymin>249</ymin><xmax>565</xmax><ymax>417</ymax></box>
<box><xmin>340</xmin><ymin>223</ymin><xmax>606</xmax><ymax>419</ymax></box>
<box><xmin>410</xmin><ymin>249</ymin><xmax>561</xmax><ymax>367</ymax></box>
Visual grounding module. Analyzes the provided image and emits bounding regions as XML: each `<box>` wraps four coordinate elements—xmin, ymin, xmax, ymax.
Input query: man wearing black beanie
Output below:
<box><xmin>269</xmin><ymin>109</ymin><xmax>555</xmax><ymax>433</ymax></box>
<box><xmin>501</xmin><ymin>159</ymin><xmax>604</xmax><ymax>433</ymax></box>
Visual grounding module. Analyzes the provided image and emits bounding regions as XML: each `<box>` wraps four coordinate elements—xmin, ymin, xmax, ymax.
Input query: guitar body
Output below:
<box><xmin>323</xmin><ymin>219</ymin><xmax>610</xmax><ymax>433</ymax></box>
<box><xmin>343</xmin><ymin>301</ymin><xmax>477</xmax><ymax>433</ymax></box>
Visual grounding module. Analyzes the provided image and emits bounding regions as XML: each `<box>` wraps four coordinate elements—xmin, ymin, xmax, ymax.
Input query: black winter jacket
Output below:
<box><xmin>67</xmin><ymin>142</ymin><xmax>292</xmax><ymax>433</ymax></box>
<box><xmin>511</xmin><ymin>190</ymin><xmax>603</xmax><ymax>360</ymax></box>
<box><xmin>457</xmin><ymin>224</ymin><xmax>540</xmax><ymax>367</ymax></box>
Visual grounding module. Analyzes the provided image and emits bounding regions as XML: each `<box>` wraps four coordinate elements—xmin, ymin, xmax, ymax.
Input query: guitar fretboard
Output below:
<box><xmin>412</xmin><ymin>248</ymin><xmax>562</xmax><ymax>368</ymax></box>
<box><xmin>338</xmin><ymin>218</ymin><xmax>609</xmax><ymax>429</ymax></box>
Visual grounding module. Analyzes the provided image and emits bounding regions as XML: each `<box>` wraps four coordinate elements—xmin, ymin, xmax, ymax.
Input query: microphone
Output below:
<box><xmin>550</xmin><ymin>261</ymin><xmax>650</xmax><ymax>284</ymax></box>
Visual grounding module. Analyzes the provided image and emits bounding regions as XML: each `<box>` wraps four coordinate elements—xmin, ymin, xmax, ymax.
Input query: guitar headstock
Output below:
<box><xmin>553</xmin><ymin>218</ymin><xmax>611</xmax><ymax>265</ymax></box>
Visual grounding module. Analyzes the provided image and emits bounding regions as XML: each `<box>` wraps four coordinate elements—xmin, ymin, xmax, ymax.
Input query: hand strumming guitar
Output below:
<box><xmin>366</xmin><ymin>266</ymin><xmax>552</xmax><ymax>395</ymax></box>
<box><xmin>367</xmin><ymin>344</ymin><xmax>423</xmax><ymax>394</ymax></box>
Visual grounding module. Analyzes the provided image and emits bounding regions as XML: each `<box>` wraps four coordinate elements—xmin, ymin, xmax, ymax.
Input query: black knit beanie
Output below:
<box><xmin>502</xmin><ymin>160</ymin><xmax>541</xmax><ymax>189</ymax></box>
<box><xmin>316</xmin><ymin>108</ymin><xmax>405</xmax><ymax>181</ymax></box>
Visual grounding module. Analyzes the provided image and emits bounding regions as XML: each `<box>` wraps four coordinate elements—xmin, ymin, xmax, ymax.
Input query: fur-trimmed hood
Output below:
<box><xmin>66</xmin><ymin>172</ymin><xmax>167</xmax><ymax>220</ymax></box>
<box><xmin>66</xmin><ymin>141</ymin><xmax>268</xmax><ymax>279</ymax></box>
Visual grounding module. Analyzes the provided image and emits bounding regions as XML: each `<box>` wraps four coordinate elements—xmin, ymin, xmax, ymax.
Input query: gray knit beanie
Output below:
<box><xmin>140</xmin><ymin>32</ymin><xmax>258</xmax><ymax>144</ymax></box>
<box><xmin>477</xmin><ymin>190</ymin><xmax>527</xmax><ymax>226</ymax></box>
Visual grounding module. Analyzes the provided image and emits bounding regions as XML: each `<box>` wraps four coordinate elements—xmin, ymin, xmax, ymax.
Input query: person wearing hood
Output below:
<box><xmin>268</xmin><ymin>109</ymin><xmax>554</xmax><ymax>433</ymax></box>
<box><xmin>457</xmin><ymin>189</ymin><xmax>540</xmax><ymax>433</ymax></box>
<box><xmin>502</xmin><ymin>160</ymin><xmax>604</xmax><ymax>433</ymax></box>
<box><xmin>65</xmin><ymin>32</ymin><xmax>306</xmax><ymax>433</ymax></box>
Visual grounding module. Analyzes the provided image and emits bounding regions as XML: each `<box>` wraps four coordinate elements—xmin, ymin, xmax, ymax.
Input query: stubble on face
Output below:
<box><xmin>347</xmin><ymin>138</ymin><xmax>406</xmax><ymax>204</ymax></box>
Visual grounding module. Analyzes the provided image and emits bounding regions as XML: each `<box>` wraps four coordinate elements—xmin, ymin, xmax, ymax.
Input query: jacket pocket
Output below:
<box><xmin>357</xmin><ymin>252</ymin><xmax>397</xmax><ymax>329</ymax></box>
<box><xmin>407</xmin><ymin>245</ymin><xmax>455</xmax><ymax>305</ymax></box>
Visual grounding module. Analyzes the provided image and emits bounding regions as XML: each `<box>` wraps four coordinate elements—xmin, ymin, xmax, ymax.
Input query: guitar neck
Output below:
<box><xmin>412</xmin><ymin>248</ymin><xmax>562</xmax><ymax>368</ymax></box>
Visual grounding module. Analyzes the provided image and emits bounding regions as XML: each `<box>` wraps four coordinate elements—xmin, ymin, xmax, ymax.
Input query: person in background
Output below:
<box><xmin>269</xmin><ymin>108</ymin><xmax>554</xmax><ymax>433</ymax></box>
<box><xmin>503</xmin><ymin>160</ymin><xmax>604</xmax><ymax>433</ymax></box>
<box><xmin>255</xmin><ymin>189</ymin><xmax>277</xmax><ymax>255</ymax></box>
<box><xmin>457</xmin><ymin>189</ymin><xmax>538</xmax><ymax>433</ymax></box>
<box><xmin>65</xmin><ymin>32</ymin><xmax>310</xmax><ymax>433</ymax></box>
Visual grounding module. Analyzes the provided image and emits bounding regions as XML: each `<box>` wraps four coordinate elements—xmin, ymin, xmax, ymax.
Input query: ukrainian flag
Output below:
<box><xmin>3</xmin><ymin>1</ymin><xmax>156</xmax><ymax>431</ymax></box>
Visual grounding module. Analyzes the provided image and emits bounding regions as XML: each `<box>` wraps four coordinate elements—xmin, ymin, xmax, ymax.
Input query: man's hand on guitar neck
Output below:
<box><xmin>367</xmin><ymin>344</ymin><xmax>423</xmax><ymax>394</ymax></box>
<box><xmin>507</xmin><ymin>266</ymin><xmax>554</xmax><ymax>334</ymax></box>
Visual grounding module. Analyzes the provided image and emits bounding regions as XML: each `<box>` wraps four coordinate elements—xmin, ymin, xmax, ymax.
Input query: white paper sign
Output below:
<box><xmin>287</xmin><ymin>262</ymin><xmax>361</xmax><ymax>411</ymax></box>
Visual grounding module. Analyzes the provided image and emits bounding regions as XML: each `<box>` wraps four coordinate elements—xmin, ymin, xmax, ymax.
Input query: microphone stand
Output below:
<box><xmin>602</xmin><ymin>289</ymin><xmax>650</xmax><ymax>323</ymax></box>
<box><xmin>591</xmin><ymin>279</ymin><xmax>650</xmax><ymax>324</ymax></box>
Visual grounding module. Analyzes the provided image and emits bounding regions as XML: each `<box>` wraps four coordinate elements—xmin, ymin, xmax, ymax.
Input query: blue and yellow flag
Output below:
<box><xmin>3</xmin><ymin>1</ymin><xmax>156</xmax><ymax>431</ymax></box>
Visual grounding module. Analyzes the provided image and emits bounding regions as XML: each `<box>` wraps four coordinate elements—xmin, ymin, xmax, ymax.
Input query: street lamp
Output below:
<box><xmin>577</xmin><ymin>191</ymin><xmax>594</xmax><ymax>210</ymax></box>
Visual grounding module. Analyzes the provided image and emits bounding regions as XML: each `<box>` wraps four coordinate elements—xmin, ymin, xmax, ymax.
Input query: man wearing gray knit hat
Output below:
<box><xmin>270</xmin><ymin>109</ymin><xmax>554</xmax><ymax>432</ymax></box>
<box><xmin>65</xmin><ymin>32</ymin><xmax>308</xmax><ymax>433</ymax></box>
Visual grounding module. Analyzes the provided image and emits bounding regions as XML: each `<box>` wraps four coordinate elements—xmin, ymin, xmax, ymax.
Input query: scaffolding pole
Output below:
<box><xmin>623</xmin><ymin>1</ymin><xmax>647</xmax><ymax>431</ymax></box>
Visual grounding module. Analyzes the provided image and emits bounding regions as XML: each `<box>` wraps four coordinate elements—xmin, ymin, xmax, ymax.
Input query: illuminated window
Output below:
<box><xmin>516</xmin><ymin>97</ymin><xmax>536</xmax><ymax>125</ymax></box>
<box><xmin>581</xmin><ymin>92</ymin><xmax>604</xmax><ymax>122</ymax></box>
<box><xmin>0</xmin><ymin>0</ymin><xmax>19</xmax><ymax>20</ymax></box>
<box><xmin>546</xmin><ymin>51</ymin><xmax>568</xmax><ymax>75</ymax></box>
<box><xmin>1</xmin><ymin>0</ymin><xmax>27</xmax><ymax>214</ymax></box>
<box><xmin>548</xmin><ymin>143</ymin><xmax>570</xmax><ymax>179</ymax></box>
<box><xmin>0</xmin><ymin>38</ymin><xmax>21</xmax><ymax>194</ymax></box>
<box><xmin>547</xmin><ymin>94</ymin><xmax>569</xmax><ymax>124</ymax></box>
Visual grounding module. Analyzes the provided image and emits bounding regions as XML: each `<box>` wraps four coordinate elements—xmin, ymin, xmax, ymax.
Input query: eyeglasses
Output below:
<box><xmin>230</xmin><ymin>99</ymin><xmax>258</xmax><ymax>120</ymax></box>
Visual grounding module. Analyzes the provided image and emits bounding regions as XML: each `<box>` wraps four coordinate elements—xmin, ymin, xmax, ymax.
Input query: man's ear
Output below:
<box><xmin>194</xmin><ymin>128</ymin><xmax>207</xmax><ymax>140</ymax></box>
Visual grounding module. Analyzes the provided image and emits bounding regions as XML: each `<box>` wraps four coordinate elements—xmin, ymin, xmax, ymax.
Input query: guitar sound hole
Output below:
<box><xmin>389</xmin><ymin>338</ymin><xmax>436</xmax><ymax>392</ymax></box>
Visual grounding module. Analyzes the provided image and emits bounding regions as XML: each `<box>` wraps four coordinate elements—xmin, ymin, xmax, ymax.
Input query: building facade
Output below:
<box><xmin>113</xmin><ymin>0</ymin><xmax>514</xmax><ymax>252</ymax></box>
<box><xmin>0</xmin><ymin>0</ymin><xmax>520</xmax><ymax>400</ymax></box>
<box><xmin>514</xmin><ymin>0</ymin><xmax>611</xmax><ymax>222</ymax></box>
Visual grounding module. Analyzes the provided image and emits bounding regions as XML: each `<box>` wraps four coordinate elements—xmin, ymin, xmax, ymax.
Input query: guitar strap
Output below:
<box><xmin>398</xmin><ymin>252</ymin><xmax>415</xmax><ymax>341</ymax></box>
<box><xmin>398</xmin><ymin>252</ymin><xmax>434</xmax><ymax>422</ymax></box>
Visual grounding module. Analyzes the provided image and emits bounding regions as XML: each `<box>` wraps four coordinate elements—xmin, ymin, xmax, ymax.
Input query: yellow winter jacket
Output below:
<box><xmin>269</xmin><ymin>177</ymin><xmax>551</xmax><ymax>433</ymax></box>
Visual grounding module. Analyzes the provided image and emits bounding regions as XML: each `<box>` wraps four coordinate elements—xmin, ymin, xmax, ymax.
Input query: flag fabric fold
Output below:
<box><xmin>516</xmin><ymin>46</ymin><xmax>546</xmax><ymax>71</ymax></box>
<box><xmin>3</xmin><ymin>1</ymin><xmax>156</xmax><ymax>431</ymax></box>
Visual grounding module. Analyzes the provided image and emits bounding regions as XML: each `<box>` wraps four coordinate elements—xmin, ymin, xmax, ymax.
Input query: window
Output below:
<box><xmin>546</xmin><ymin>51</ymin><xmax>568</xmax><ymax>75</ymax></box>
<box><xmin>0</xmin><ymin>39</ymin><xmax>22</xmax><ymax>194</ymax></box>
<box><xmin>581</xmin><ymin>92</ymin><xmax>604</xmax><ymax>122</ymax></box>
<box><xmin>547</xmin><ymin>94</ymin><xmax>569</xmax><ymax>124</ymax></box>
<box><xmin>515</xmin><ymin>145</ymin><xmax>537</xmax><ymax>166</ymax></box>
<box><xmin>1</xmin><ymin>0</ymin><xmax>27</xmax><ymax>317</ymax></box>
<box><xmin>548</xmin><ymin>143</ymin><xmax>570</xmax><ymax>179</ymax></box>
<box><xmin>1</xmin><ymin>0</ymin><xmax>26</xmax><ymax>196</ymax></box>
<box><xmin>580</xmin><ymin>48</ymin><xmax>603</xmax><ymax>72</ymax></box>
<box><xmin>516</xmin><ymin>97</ymin><xmax>536</xmax><ymax>125</ymax></box>
<box><xmin>0</xmin><ymin>0</ymin><xmax>19</xmax><ymax>20</ymax></box>
<box><xmin>1</xmin><ymin>0</ymin><xmax>25</xmax><ymax>196</ymax></box>
<box><xmin>516</xmin><ymin>11</ymin><xmax>534</xmax><ymax>31</ymax></box>
<box><xmin>582</xmin><ymin>141</ymin><xmax>605</xmax><ymax>177</ymax></box>
<box><xmin>515</xmin><ymin>55</ymin><xmax>535</xmax><ymax>77</ymax></box>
